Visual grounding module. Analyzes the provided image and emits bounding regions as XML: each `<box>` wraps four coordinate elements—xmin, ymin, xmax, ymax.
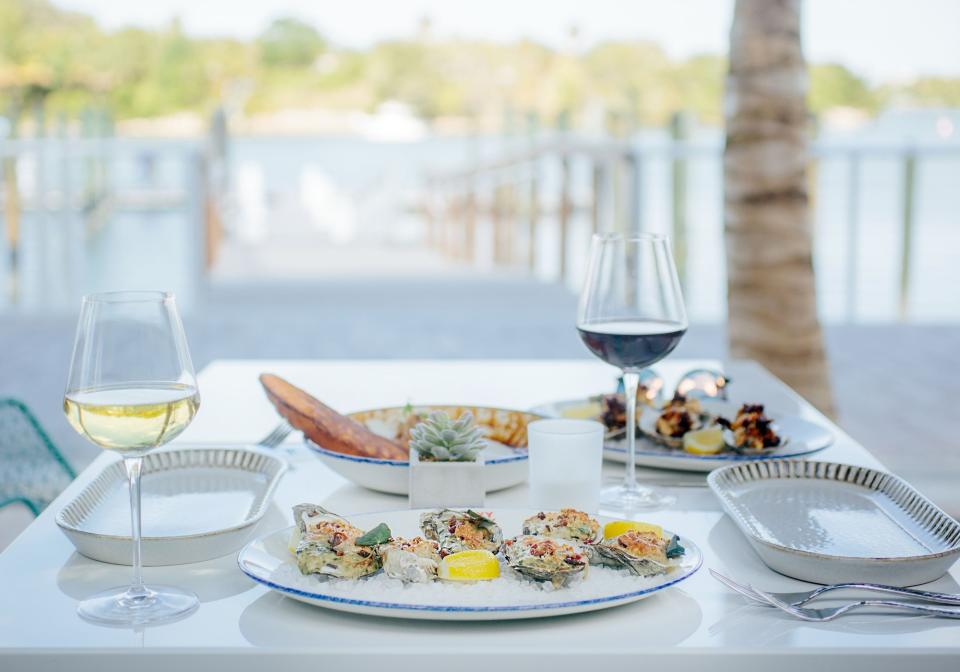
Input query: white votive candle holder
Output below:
<box><xmin>527</xmin><ymin>419</ymin><xmax>604</xmax><ymax>513</ymax></box>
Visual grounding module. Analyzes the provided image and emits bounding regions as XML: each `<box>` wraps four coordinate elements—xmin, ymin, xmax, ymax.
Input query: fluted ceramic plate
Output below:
<box><xmin>238</xmin><ymin>508</ymin><xmax>701</xmax><ymax>620</ymax></box>
<box><xmin>57</xmin><ymin>447</ymin><xmax>287</xmax><ymax>566</ymax></box>
<box><xmin>708</xmin><ymin>460</ymin><xmax>960</xmax><ymax>586</ymax></box>
<box><xmin>531</xmin><ymin>399</ymin><xmax>833</xmax><ymax>472</ymax></box>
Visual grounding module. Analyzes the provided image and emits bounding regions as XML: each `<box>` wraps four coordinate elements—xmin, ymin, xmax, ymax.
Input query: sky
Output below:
<box><xmin>54</xmin><ymin>0</ymin><xmax>960</xmax><ymax>83</ymax></box>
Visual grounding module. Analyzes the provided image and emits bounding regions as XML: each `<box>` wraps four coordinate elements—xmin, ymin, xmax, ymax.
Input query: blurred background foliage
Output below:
<box><xmin>2</xmin><ymin>0</ymin><xmax>960</xmax><ymax>128</ymax></box>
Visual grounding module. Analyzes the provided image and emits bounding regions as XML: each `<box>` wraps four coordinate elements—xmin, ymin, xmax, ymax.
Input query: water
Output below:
<box><xmin>2</xmin><ymin>108</ymin><xmax>958</xmax><ymax>322</ymax></box>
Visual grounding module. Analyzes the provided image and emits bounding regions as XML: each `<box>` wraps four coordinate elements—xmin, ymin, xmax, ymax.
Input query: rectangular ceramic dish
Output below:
<box><xmin>708</xmin><ymin>460</ymin><xmax>960</xmax><ymax>586</ymax></box>
<box><xmin>57</xmin><ymin>447</ymin><xmax>287</xmax><ymax>566</ymax></box>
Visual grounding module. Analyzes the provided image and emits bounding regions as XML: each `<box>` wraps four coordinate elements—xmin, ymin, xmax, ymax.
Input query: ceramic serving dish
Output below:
<box><xmin>532</xmin><ymin>399</ymin><xmax>833</xmax><ymax>472</ymax></box>
<box><xmin>305</xmin><ymin>405</ymin><xmax>539</xmax><ymax>495</ymax></box>
<box><xmin>238</xmin><ymin>508</ymin><xmax>702</xmax><ymax>620</ymax></box>
<box><xmin>708</xmin><ymin>459</ymin><xmax>960</xmax><ymax>586</ymax></box>
<box><xmin>57</xmin><ymin>447</ymin><xmax>287</xmax><ymax>566</ymax></box>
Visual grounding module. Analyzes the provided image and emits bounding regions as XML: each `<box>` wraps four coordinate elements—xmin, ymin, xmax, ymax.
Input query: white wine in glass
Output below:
<box><xmin>64</xmin><ymin>291</ymin><xmax>201</xmax><ymax>626</ymax></box>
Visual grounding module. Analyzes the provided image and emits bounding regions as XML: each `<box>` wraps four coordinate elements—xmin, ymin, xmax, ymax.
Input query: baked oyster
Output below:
<box><xmin>419</xmin><ymin>509</ymin><xmax>503</xmax><ymax>557</ymax></box>
<box><xmin>655</xmin><ymin>393</ymin><xmax>705</xmax><ymax>439</ymax></box>
<box><xmin>502</xmin><ymin>535</ymin><xmax>588</xmax><ymax>587</ymax></box>
<box><xmin>522</xmin><ymin>509</ymin><xmax>601</xmax><ymax>543</ymax></box>
<box><xmin>591</xmin><ymin>529</ymin><xmax>685</xmax><ymax>577</ymax></box>
<box><xmin>380</xmin><ymin>536</ymin><xmax>441</xmax><ymax>583</ymax></box>
<box><xmin>291</xmin><ymin>504</ymin><xmax>382</xmax><ymax>579</ymax></box>
<box><xmin>717</xmin><ymin>403</ymin><xmax>782</xmax><ymax>452</ymax></box>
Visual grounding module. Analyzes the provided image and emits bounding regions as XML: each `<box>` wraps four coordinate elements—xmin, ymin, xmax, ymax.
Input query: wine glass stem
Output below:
<box><xmin>123</xmin><ymin>456</ymin><xmax>148</xmax><ymax>599</ymax></box>
<box><xmin>622</xmin><ymin>370</ymin><xmax>640</xmax><ymax>491</ymax></box>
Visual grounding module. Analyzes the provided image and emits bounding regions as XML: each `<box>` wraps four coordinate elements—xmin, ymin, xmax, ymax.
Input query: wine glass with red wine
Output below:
<box><xmin>577</xmin><ymin>233</ymin><xmax>687</xmax><ymax>511</ymax></box>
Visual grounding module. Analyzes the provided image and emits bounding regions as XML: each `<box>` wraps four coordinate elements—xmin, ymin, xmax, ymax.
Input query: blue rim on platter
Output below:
<box><xmin>237</xmin><ymin>526</ymin><xmax>702</xmax><ymax>614</ymax></box>
<box><xmin>304</xmin><ymin>440</ymin><xmax>528</xmax><ymax>467</ymax></box>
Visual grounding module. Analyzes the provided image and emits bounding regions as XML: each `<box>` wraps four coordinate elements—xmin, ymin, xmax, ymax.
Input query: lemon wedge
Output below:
<box><xmin>438</xmin><ymin>550</ymin><xmax>501</xmax><ymax>581</ymax></box>
<box><xmin>683</xmin><ymin>427</ymin><xmax>725</xmax><ymax>455</ymax></box>
<box><xmin>603</xmin><ymin>520</ymin><xmax>663</xmax><ymax>540</ymax></box>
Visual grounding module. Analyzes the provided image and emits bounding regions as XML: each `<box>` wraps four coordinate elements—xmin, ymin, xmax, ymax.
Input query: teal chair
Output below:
<box><xmin>0</xmin><ymin>399</ymin><xmax>76</xmax><ymax>516</ymax></box>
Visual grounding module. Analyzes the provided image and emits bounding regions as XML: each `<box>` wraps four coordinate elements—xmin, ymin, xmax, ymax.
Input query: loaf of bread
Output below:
<box><xmin>259</xmin><ymin>373</ymin><xmax>408</xmax><ymax>460</ymax></box>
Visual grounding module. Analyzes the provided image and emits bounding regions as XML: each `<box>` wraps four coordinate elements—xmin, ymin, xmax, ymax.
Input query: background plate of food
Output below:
<box><xmin>307</xmin><ymin>405</ymin><xmax>539</xmax><ymax>495</ymax></box>
<box><xmin>531</xmin><ymin>396</ymin><xmax>833</xmax><ymax>473</ymax></box>
<box><xmin>260</xmin><ymin>371</ymin><xmax>538</xmax><ymax>495</ymax></box>
<box><xmin>238</xmin><ymin>506</ymin><xmax>702</xmax><ymax>620</ymax></box>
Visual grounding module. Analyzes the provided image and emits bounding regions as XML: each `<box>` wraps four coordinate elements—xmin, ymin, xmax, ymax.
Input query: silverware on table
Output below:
<box><xmin>257</xmin><ymin>420</ymin><xmax>293</xmax><ymax>449</ymax></box>
<box><xmin>710</xmin><ymin>569</ymin><xmax>960</xmax><ymax>607</ymax></box>
<box><xmin>753</xmin><ymin>588</ymin><xmax>960</xmax><ymax>621</ymax></box>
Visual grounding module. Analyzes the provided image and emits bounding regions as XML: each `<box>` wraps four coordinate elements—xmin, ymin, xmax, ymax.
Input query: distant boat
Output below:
<box><xmin>356</xmin><ymin>101</ymin><xmax>428</xmax><ymax>143</ymax></box>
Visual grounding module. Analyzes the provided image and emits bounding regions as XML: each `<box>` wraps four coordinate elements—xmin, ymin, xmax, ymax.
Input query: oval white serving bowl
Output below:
<box><xmin>306</xmin><ymin>439</ymin><xmax>527</xmax><ymax>495</ymax></box>
<box><xmin>57</xmin><ymin>447</ymin><xmax>287</xmax><ymax>566</ymax></box>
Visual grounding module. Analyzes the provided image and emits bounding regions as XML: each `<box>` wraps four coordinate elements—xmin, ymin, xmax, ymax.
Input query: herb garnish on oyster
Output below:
<box><xmin>502</xmin><ymin>535</ymin><xmax>588</xmax><ymax>587</ymax></box>
<box><xmin>590</xmin><ymin>529</ymin><xmax>685</xmax><ymax>577</ymax></box>
<box><xmin>291</xmin><ymin>504</ymin><xmax>383</xmax><ymax>579</ymax></box>
<box><xmin>522</xmin><ymin>509</ymin><xmax>601</xmax><ymax>544</ymax></box>
<box><xmin>419</xmin><ymin>509</ymin><xmax>503</xmax><ymax>557</ymax></box>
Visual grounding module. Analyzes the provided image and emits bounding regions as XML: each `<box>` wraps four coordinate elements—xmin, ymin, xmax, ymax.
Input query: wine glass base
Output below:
<box><xmin>77</xmin><ymin>584</ymin><xmax>199</xmax><ymax>626</ymax></box>
<box><xmin>599</xmin><ymin>481</ymin><xmax>676</xmax><ymax>513</ymax></box>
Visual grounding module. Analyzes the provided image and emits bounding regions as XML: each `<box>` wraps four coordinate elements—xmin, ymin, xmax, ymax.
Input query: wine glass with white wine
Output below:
<box><xmin>64</xmin><ymin>291</ymin><xmax>200</xmax><ymax>625</ymax></box>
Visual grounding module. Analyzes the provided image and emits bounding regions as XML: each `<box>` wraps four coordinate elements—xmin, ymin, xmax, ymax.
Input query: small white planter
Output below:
<box><xmin>408</xmin><ymin>450</ymin><xmax>485</xmax><ymax>509</ymax></box>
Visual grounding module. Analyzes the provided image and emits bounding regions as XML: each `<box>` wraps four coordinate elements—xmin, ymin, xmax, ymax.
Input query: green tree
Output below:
<box><xmin>258</xmin><ymin>17</ymin><xmax>325</xmax><ymax>68</ymax></box>
<box><xmin>809</xmin><ymin>63</ymin><xmax>877</xmax><ymax>113</ymax></box>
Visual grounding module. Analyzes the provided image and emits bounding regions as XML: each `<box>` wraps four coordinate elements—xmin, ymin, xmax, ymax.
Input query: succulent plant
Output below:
<box><xmin>409</xmin><ymin>411</ymin><xmax>486</xmax><ymax>462</ymax></box>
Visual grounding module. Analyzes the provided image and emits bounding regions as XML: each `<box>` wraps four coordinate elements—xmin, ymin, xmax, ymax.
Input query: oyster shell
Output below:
<box><xmin>380</xmin><ymin>536</ymin><xmax>441</xmax><ymax>583</ymax></box>
<box><xmin>521</xmin><ymin>509</ymin><xmax>601</xmax><ymax>543</ymax></box>
<box><xmin>291</xmin><ymin>503</ymin><xmax>381</xmax><ymax>579</ymax></box>
<box><xmin>502</xmin><ymin>535</ymin><xmax>588</xmax><ymax>587</ymax></box>
<box><xmin>419</xmin><ymin>509</ymin><xmax>503</xmax><ymax>557</ymax></box>
<box><xmin>717</xmin><ymin>404</ymin><xmax>783</xmax><ymax>452</ymax></box>
<box><xmin>590</xmin><ymin>529</ymin><xmax>684</xmax><ymax>577</ymax></box>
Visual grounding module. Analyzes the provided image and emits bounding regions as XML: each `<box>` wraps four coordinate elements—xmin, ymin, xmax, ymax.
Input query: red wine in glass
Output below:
<box><xmin>577</xmin><ymin>320</ymin><xmax>686</xmax><ymax>371</ymax></box>
<box><xmin>577</xmin><ymin>233</ymin><xmax>687</xmax><ymax>511</ymax></box>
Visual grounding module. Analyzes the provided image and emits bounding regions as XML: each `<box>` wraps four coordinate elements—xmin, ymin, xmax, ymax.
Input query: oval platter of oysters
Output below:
<box><xmin>533</xmin><ymin>396</ymin><xmax>833</xmax><ymax>473</ymax></box>
<box><xmin>238</xmin><ymin>505</ymin><xmax>701</xmax><ymax>620</ymax></box>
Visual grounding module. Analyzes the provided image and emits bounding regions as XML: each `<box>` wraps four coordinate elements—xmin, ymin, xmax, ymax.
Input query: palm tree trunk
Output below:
<box><xmin>724</xmin><ymin>0</ymin><xmax>834</xmax><ymax>414</ymax></box>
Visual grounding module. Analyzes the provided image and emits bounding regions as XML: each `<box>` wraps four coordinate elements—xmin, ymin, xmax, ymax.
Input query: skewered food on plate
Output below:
<box><xmin>717</xmin><ymin>403</ymin><xmax>781</xmax><ymax>451</ymax></box>
<box><xmin>502</xmin><ymin>535</ymin><xmax>589</xmax><ymax>587</ymax></box>
<box><xmin>419</xmin><ymin>509</ymin><xmax>503</xmax><ymax>557</ymax></box>
<box><xmin>291</xmin><ymin>504</ymin><xmax>383</xmax><ymax>579</ymax></box>
<box><xmin>380</xmin><ymin>536</ymin><xmax>441</xmax><ymax>583</ymax></box>
<box><xmin>522</xmin><ymin>509</ymin><xmax>600</xmax><ymax>543</ymax></box>
<box><xmin>590</xmin><ymin>529</ymin><xmax>685</xmax><ymax>577</ymax></box>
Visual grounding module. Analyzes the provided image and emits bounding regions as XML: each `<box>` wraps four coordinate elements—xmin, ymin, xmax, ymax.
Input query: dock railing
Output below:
<box><xmin>423</xmin><ymin>129</ymin><xmax>960</xmax><ymax>321</ymax></box>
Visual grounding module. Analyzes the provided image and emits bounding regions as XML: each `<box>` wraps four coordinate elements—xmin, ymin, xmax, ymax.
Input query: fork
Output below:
<box><xmin>256</xmin><ymin>420</ymin><xmax>293</xmax><ymax>449</ymax></box>
<box><xmin>709</xmin><ymin>569</ymin><xmax>960</xmax><ymax>607</ymax></box>
<box><xmin>754</xmin><ymin>588</ymin><xmax>960</xmax><ymax>622</ymax></box>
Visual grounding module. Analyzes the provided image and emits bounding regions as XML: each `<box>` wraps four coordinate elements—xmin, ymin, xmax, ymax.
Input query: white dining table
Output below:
<box><xmin>2</xmin><ymin>358</ymin><xmax>958</xmax><ymax>672</ymax></box>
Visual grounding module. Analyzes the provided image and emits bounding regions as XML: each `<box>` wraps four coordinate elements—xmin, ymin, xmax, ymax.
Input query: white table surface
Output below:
<box><xmin>2</xmin><ymin>359</ymin><xmax>959</xmax><ymax>672</ymax></box>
